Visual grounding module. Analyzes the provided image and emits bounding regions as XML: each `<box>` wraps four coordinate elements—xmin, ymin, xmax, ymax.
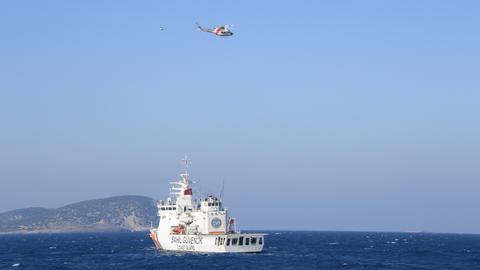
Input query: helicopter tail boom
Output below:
<box><xmin>196</xmin><ymin>22</ymin><xmax>209</xmax><ymax>32</ymax></box>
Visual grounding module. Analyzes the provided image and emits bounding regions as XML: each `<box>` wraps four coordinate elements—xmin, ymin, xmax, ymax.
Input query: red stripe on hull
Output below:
<box><xmin>149</xmin><ymin>232</ymin><xmax>163</xmax><ymax>249</ymax></box>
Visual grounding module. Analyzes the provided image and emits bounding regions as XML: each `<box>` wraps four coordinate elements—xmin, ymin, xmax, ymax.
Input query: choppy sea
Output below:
<box><xmin>1</xmin><ymin>231</ymin><xmax>479</xmax><ymax>269</ymax></box>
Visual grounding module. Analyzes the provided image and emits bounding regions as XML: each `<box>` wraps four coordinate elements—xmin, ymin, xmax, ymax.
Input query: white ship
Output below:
<box><xmin>149</xmin><ymin>156</ymin><xmax>265</xmax><ymax>253</ymax></box>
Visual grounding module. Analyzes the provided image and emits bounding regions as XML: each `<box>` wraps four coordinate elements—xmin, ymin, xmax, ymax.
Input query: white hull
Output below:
<box><xmin>150</xmin><ymin>230</ymin><xmax>265</xmax><ymax>253</ymax></box>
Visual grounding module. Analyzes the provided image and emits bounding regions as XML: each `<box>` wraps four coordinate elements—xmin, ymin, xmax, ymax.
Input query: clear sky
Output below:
<box><xmin>1</xmin><ymin>1</ymin><xmax>479</xmax><ymax>233</ymax></box>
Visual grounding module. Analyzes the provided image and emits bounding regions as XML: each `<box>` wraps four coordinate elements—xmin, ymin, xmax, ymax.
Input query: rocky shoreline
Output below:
<box><xmin>0</xmin><ymin>195</ymin><xmax>158</xmax><ymax>234</ymax></box>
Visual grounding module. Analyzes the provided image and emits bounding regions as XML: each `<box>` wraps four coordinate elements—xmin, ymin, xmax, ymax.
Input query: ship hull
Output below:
<box><xmin>149</xmin><ymin>230</ymin><xmax>265</xmax><ymax>253</ymax></box>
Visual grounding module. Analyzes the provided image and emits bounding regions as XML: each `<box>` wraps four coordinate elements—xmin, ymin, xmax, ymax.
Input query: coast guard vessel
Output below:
<box><xmin>149</xmin><ymin>156</ymin><xmax>265</xmax><ymax>253</ymax></box>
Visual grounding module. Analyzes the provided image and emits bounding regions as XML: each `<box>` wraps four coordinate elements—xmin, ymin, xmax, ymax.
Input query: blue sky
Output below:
<box><xmin>1</xmin><ymin>1</ymin><xmax>479</xmax><ymax>233</ymax></box>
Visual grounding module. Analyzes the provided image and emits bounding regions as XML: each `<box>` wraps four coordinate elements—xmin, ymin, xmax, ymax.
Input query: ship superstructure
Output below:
<box><xmin>149</xmin><ymin>155</ymin><xmax>265</xmax><ymax>253</ymax></box>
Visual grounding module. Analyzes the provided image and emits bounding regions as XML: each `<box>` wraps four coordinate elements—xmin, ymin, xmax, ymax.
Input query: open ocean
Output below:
<box><xmin>1</xmin><ymin>231</ymin><xmax>479</xmax><ymax>269</ymax></box>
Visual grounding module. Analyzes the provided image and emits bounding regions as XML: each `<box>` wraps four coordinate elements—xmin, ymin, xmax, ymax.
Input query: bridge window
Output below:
<box><xmin>259</xmin><ymin>237</ymin><xmax>263</xmax><ymax>245</ymax></box>
<box><xmin>251</xmin><ymin>237</ymin><xmax>257</xmax><ymax>244</ymax></box>
<box><xmin>232</xmin><ymin>238</ymin><xmax>238</xmax><ymax>245</ymax></box>
<box><xmin>226</xmin><ymin>238</ymin><xmax>230</xmax><ymax>246</ymax></box>
<box><xmin>245</xmin><ymin>238</ymin><xmax>250</xmax><ymax>245</ymax></box>
<box><xmin>239</xmin><ymin>236</ymin><xmax>244</xmax><ymax>246</ymax></box>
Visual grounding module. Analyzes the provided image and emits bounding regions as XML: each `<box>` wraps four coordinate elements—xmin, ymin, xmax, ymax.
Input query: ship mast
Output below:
<box><xmin>181</xmin><ymin>153</ymin><xmax>191</xmax><ymax>185</ymax></box>
<box><xmin>168</xmin><ymin>153</ymin><xmax>192</xmax><ymax>198</ymax></box>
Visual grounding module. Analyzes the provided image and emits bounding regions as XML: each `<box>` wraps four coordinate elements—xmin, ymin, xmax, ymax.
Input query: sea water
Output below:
<box><xmin>1</xmin><ymin>231</ymin><xmax>479</xmax><ymax>269</ymax></box>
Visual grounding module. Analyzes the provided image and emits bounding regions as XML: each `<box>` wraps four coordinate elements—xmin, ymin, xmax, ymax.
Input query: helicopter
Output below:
<box><xmin>196</xmin><ymin>22</ymin><xmax>234</xmax><ymax>37</ymax></box>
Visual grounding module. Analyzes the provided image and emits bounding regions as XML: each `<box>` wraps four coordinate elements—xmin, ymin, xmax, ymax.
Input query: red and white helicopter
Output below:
<box><xmin>196</xmin><ymin>22</ymin><xmax>234</xmax><ymax>37</ymax></box>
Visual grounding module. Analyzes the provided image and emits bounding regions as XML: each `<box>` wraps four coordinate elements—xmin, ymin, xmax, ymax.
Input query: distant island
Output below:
<box><xmin>0</xmin><ymin>195</ymin><xmax>158</xmax><ymax>234</ymax></box>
